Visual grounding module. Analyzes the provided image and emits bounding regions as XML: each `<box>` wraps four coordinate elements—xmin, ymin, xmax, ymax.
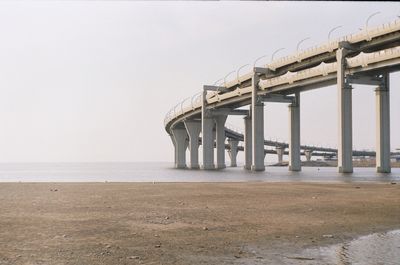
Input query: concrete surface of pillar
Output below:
<box><xmin>202</xmin><ymin>90</ymin><xmax>215</xmax><ymax>169</ymax></box>
<box><xmin>227</xmin><ymin>139</ymin><xmax>239</xmax><ymax>167</ymax></box>
<box><xmin>289</xmin><ymin>92</ymin><xmax>301</xmax><ymax>171</ymax></box>
<box><xmin>171</xmin><ymin>127</ymin><xmax>188</xmax><ymax>169</ymax></box>
<box><xmin>215</xmin><ymin>115</ymin><xmax>227</xmax><ymax>169</ymax></box>
<box><xmin>251</xmin><ymin>73</ymin><xmax>265</xmax><ymax>171</ymax></box>
<box><xmin>337</xmin><ymin>47</ymin><xmax>353</xmax><ymax>173</ymax></box>
<box><xmin>244</xmin><ymin>115</ymin><xmax>252</xmax><ymax>170</ymax></box>
<box><xmin>170</xmin><ymin>135</ymin><xmax>177</xmax><ymax>167</ymax></box>
<box><xmin>376</xmin><ymin>74</ymin><xmax>391</xmax><ymax>173</ymax></box>
<box><xmin>184</xmin><ymin>120</ymin><xmax>202</xmax><ymax>169</ymax></box>
<box><xmin>276</xmin><ymin>146</ymin><xmax>284</xmax><ymax>164</ymax></box>
<box><xmin>304</xmin><ymin>150</ymin><xmax>313</xmax><ymax>162</ymax></box>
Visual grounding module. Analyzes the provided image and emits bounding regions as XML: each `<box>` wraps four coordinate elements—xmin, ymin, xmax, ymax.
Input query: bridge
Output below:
<box><xmin>223</xmin><ymin>124</ymin><xmax>381</xmax><ymax>166</ymax></box>
<box><xmin>164</xmin><ymin>18</ymin><xmax>400</xmax><ymax>173</ymax></box>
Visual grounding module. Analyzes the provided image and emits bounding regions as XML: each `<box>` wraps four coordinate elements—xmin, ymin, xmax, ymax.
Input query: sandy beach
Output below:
<box><xmin>0</xmin><ymin>182</ymin><xmax>399</xmax><ymax>264</ymax></box>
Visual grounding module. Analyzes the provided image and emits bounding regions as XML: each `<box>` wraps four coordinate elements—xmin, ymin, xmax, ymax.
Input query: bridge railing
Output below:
<box><xmin>164</xmin><ymin>92</ymin><xmax>203</xmax><ymax>127</ymax></box>
<box><xmin>347</xmin><ymin>46</ymin><xmax>400</xmax><ymax>68</ymax></box>
<box><xmin>267</xmin><ymin>19</ymin><xmax>400</xmax><ymax>72</ymax></box>
<box><xmin>167</xmin><ymin>43</ymin><xmax>400</xmax><ymax>125</ymax></box>
<box><xmin>216</xmin><ymin>46</ymin><xmax>398</xmax><ymax>100</ymax></box>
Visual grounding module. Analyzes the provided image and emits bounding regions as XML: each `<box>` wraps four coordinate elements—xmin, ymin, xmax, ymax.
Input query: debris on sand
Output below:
<box><xmin>285</xmin><ymin>256</ymin><xmax>315</xmax><ymax>261</ymax></box>
<box><xmin>322</xmin><ymin>234</ymin><xmax>334</xmax><ymax>238</ymax></box>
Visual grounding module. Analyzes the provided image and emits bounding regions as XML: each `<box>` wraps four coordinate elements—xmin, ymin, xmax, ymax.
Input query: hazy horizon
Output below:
<box><xmin>0</xmin><ymin>1</ymin><xmax>399</xmax><ymax>163</ymax></box>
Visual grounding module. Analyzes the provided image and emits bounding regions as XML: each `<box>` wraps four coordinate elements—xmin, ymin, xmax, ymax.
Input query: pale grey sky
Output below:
<box><xmin>0</xmin><ymin>1</ymin><xmax>399</xmax><ymax>163</ymax></box>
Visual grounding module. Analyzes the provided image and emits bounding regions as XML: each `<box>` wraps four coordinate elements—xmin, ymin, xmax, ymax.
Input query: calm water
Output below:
<box><xmin>0</xmin><ymin>162</ymin><xmax>399</xmax><ymax>182</ymax></box>
<box><xmin>295</xmin><ymin>230</ymin><xmax>400</xmax><ymax>265</ymax></box>
<box><xmin>247</xmin><ymin>230</ymin><xmax>400</xmax><ymax>265</ymax></box>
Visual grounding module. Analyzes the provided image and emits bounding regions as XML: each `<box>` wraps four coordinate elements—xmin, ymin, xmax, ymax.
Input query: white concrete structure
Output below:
<box><xmin>289</xmin><ymin>93</ymin><xmax>301</xmax><ymax>171</ymax></box>
<box><xmin>304</xmin><ymin>150</ymin><xmax>313</xmax><ymax>162</ymax></box>
<box><xmin>201</xmin><ymin>90</ymin><xmax>215</xmax><ymax>170</ymax></box>
<box><xmin>251</xmin><ymin>73</ymin><xmax>265</xmax><ymax>171</ymax></box>
<box><xmin>337</xmin><ymin>47</ymin><xmax>353</xmax><ymax>173</ymax></box>
<box><xmin>215</xmin><ymin>115</ymin><xmax>227</xmax><ymax>169</ymax></box>
<box><xmin>171</xmin><ymin>127</ymin><xmax>188</xmax><ymax>169</ymax></box>
<box><xmin>276</xmin><ymin>146</ymin><xmax>284</xmax><ymax>164</ymax></box>
<box><xmin>244</xmin><ymin>115</ymin><xmax>252</xmax><ymax>170</ymax></box>
<box><xmin>228</xmin><ymin>139</ymin><xmax>239</xmax><ymax>167</ymax></box>
<box><xmin>376</xmin><ymin>74</ymin><xmax>391</xmax><ymax>173</ymax></box>
<box><xmin>165</xmin><ymin>19</ymin><xmax>400</xmax><ymax>174</ymax></box>
<box><xmin>184</xmin><ymin>120</ymin><xmax>201</xmax><ymax>169</ymax></box>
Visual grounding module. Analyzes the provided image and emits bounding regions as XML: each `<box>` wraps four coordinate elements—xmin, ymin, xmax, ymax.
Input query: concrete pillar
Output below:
<box><xmin>215</xmin><ymin>115</ymin><xmax>227</xmax><ymax>169</ymax></box>
<box><xmin>276</xmin><ymin>146</ymin><xmax>284</xmax><ymax>164</ymax></box>
<box><xmin>184</xmin><ymin>120</ymin><xmax>202</xmax><ymax>169</ymax></box>
<box><xmin>337</xmin><ymin>47</ymin><xmax>353</xmax><ymax>173</ymax></box>
<box><xmin>227</xmin><ymin>139</ymin><xmax>239</xmax><ymax>167</ymax></box>
<box><xmin>304</xmin><ymin>150</ymin><xmax>313</xmax><ymax>162</ymax></box>
<box><xmin>251</xmin><ymin>73</ymin><xmax>265</xmax><ymax>171</ymax></box>
<box><xmin>170</xmin><ymin>135</ymin><xmax>177</xmax><ymax>166</ymax></box>
<box><xmin>244</xmin><ymin>115</ymin><xmax>252</xmax><ymax>170</ymax></box>
<box><xmin>289</xmin><ymin>92</ymin><xmax>301</xmax><ymax>171</ymax></box>
<box><xmin>202</xmin><ymin>90</ymin><xmax>215</xmax><ymax>170</ymax></box>
<box><xmin>376</xmin><ymin>74</ymin><xmax>391</xmax><ymax>173</ymax></box>
<box><xmin>171</xmin><ymin>127</ymin><xmax>188</xmax><ymax>169</ymax></box>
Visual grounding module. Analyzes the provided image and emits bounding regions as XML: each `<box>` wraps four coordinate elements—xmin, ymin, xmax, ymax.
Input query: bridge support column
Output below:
<box><xmin>244</xmin><ymin>115</ymin><xmax>252</xmax><ymax>170</ymax></box>
<box><xmin>228</xmin><ymin>139</ymin><xmax>239</xmax><ymax>167</ymax></box>
<box><xmin>215</xmin><ymin>115</ymin><xmax>227</xmax><ymax>169</ymax></box>
<box><xmin>202</xmin><ymin>91</ymin><xmax>215</xmax><ymax>170</ymax></box>
<box><xmin>276</xmin><ymin>146</ymin><xmax>284</xmax><ymax>164</ymax></box>
<box><xmin>304</xmin><ymin>150</ymin><xmax>313</xmax><ymax>162</ymax></box>
<box><xmin>376</xmin><ymin>75</ymin><xmax>391</xmax><ymax>173</ymax></box>
<box><xmin>171</xmin><ymin>127</ymin><xmax>188</xmax><ymax>169</ymax></box>
<box><xmin>170</xmin><ymin>135</ymin><xmax>177</xmax><ymax>167</ymax></box>
<box><xmin>251</xmin><ymin>73</ymin><xmax>265</xmax><ymax>171</ymax></box>
<box><xmin>184</xmin><ymin>120</ymin><xmax>201</xmax><ymax>169</ymax></box>
<box><xmin>289</xmin><ymin>92</ymin><xmax>301</xmax><ymax>171</ymax></box>
<box><xmin>337</xmin><ymin>47</ymin><xmax>353</xmax><ymax>173</ymax></box>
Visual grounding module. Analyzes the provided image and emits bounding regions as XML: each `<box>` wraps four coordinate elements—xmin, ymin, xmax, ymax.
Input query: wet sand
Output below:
<box><xmin>0</xmin><ymin>182</ymin><xmax>399</xmax><ymax>264</ymax></box>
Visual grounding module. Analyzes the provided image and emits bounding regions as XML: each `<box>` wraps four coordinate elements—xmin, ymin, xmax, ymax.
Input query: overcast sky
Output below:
<box><xmin>0</xmin><ymin>1</ymin><xmax>399</xmax><ymax>163</ymax></box>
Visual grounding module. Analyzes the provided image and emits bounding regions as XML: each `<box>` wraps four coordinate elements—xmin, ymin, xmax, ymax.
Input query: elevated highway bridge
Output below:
<box><xmin>165</xmin><ymin>18</ymin><xmax>400</xmax><ymax>173</ymax></box>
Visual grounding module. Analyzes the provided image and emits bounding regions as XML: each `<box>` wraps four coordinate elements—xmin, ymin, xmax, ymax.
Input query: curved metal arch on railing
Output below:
<box><xmin>237</xmin><ymin>64</ymin><xmax>250</xmax><ymax>84</ymax></box>
<box><xmin>191</xmin><ymin>92</ymin><xmax>202</xmax><ymax>110</ymax></box>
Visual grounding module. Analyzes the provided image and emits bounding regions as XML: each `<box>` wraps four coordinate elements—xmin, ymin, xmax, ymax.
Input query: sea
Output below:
<box><xmin>0</xmin><ymin>162</ymin><xmax>399</xmax><ymax>183</ymax></box>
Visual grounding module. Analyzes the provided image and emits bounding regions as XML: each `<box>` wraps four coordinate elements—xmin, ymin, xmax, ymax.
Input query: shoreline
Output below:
<box><xmin>0</xmin><ymin>182</ymin><xmax>399</xmax><ymax>264</ymax></box>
